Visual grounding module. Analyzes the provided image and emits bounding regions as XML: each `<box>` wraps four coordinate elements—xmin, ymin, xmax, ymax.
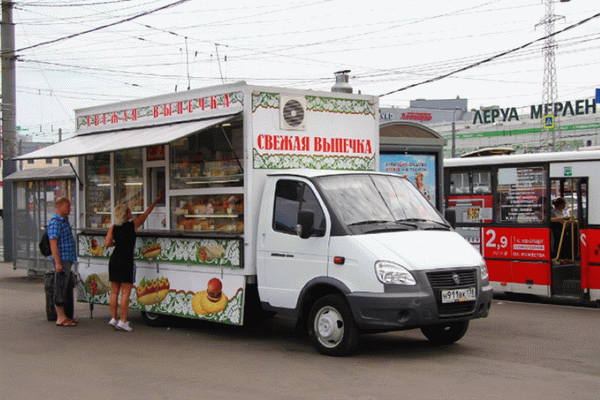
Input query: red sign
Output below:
<box><xmin>77</xmin><ymin>92</ymin><xmax>240</xmax><ymax>130</ymax></box>
<box><xmin>146</xmin><ymin>145</ymin><xmax>165</xmax><ymax>162</ymax></box>
<box><xmin>482</xmin><ymin>227</ymin><xmax>550</xmax><ymax>260</ymax></box>
<box><xmin>256</xmin><ymin>134</ymin><xmax>373</xmax><ymax>155</ymax></box>
<box><xmin>401</xmin><ymin>112</ymin><xmax>432</xmax><ymax>122</ymax></box>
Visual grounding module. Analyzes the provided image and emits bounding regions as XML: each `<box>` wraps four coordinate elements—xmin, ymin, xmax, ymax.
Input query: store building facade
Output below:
<box><xmin>380</xmin><ymin>97</ymin><xmax>600</xmax><ymax>157</ymax></box>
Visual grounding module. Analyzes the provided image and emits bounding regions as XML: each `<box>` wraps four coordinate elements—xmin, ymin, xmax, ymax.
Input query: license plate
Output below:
<box><xmin>441</xmin><ymin>287</ymin><xmax>476</xmax><ymax>303</ymax></box>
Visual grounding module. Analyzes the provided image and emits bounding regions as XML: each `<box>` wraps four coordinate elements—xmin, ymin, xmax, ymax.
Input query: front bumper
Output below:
<box><xmin>346</xmin><ymin>269</ymin><xmax>493</xmax><ymax>332</ymax></box>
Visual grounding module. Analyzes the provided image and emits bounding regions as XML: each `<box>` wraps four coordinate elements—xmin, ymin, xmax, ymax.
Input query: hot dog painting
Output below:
<box><xmin>136</xmin><ymin>277</ymin><xmax>170</xmax><ymax>305</ymax></box>
<box><xmin>141</xmin><ymin>243</ymin><xmax>162</xmax><ymax>259</ymax></box>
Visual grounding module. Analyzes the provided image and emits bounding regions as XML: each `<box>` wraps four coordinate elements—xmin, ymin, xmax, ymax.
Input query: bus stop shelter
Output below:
<box><xmin>5</xmin><ymin>166</ymin><xmax>76</xmax><ymax>276</ymax></box>
<box><xmin>379</xmin><ymin>121</ymin><xmax>447</xmax><ymax>211</ymax></box>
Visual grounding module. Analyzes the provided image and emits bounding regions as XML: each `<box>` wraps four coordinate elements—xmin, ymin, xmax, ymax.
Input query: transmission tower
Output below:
<box><xmin>538</xmin><ymin>0</ymin><xmax>568</xmax><ymax>151</ymax></box>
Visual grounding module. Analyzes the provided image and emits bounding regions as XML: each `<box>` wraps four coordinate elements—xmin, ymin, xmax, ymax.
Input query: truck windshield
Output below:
<box><xmin>316</xmin><ymin>174</ymin><xmax>446</xmax><ymax>231</ymax></box>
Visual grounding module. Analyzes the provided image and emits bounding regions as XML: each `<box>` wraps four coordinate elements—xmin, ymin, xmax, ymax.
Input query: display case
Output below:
<box><xmin>114</xmin><ymin>148</ymin><xmax>144</xmax><ymax>215</ymax></box>
<box><xmin>171</xmin><ymin>194</ymin><xmax>243</xmax><ymax>232</ymax></box>
<box><xmin>170</xmin><ymin>123</ymin><xmax>243</xmax><ymax>190</ymax></box>
<box><xmin>85</xmin><ymin>153</ymin><xmax>112</xmax><ymax>228</ymax></box>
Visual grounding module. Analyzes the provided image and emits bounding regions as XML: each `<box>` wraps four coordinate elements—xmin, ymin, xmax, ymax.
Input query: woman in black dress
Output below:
<box><xmin>105</xmin><ymin>191</ymin><xmax>163</xmax><ymax>331</ymax></box>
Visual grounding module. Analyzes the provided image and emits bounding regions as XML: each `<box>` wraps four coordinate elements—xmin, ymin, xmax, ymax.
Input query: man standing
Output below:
<box><xmin>48</xmin><ymin>197</ymin><xmax>78</xmax><ymax>326</ymax></box>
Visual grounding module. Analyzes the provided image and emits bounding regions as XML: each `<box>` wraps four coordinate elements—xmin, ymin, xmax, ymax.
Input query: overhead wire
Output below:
<box><xmin>17</xmin><ymin>0</ymin><xmax>139</xmax><ymax>6</ymax></box>
<box><xmin>8</xmin><ymin>1</ymin><xmax>552</xmax><ymax>69</ymax></box>
<box><xmin>379</xmin><ymin>11</ymin><xmax>600</xmax><ymax>97</ymax></box>
<box><xmin>11</xmin><ymin>1</ymin><xmax>599</xmax><ymax>140</ymax></box>
<box><xmin>12</xmin><ymin>0</ymin><xmax>190</xmax><ymax>53</ymax></box>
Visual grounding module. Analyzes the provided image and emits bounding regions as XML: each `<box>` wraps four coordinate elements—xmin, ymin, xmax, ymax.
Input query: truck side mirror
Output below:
<box><xmin>297</xmin><ymin>210</ymin><xmax>315</xmax><ymax>239</ymax></box>
<box><xmin>444</xmin><ymin>209</ymin><xmax>456</xmax><ymax>229</ymax></box>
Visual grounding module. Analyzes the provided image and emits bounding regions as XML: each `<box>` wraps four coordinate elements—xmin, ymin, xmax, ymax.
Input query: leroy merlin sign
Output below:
<box><xmin>473</xmin><ymin>98</ymin><xmax>597</xmax><ymax>125</ymax></box>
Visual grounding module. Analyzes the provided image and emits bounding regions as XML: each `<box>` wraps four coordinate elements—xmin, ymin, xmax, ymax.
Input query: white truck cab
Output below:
<box><xmin>257</xmin><ymin>170</ymin><xmax>492</xmax><ymax>355</ymax></box>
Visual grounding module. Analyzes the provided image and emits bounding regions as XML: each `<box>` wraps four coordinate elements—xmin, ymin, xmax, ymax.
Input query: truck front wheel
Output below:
<box><xmin>420</xmin><ymin>320</ymin><xmax>469</xmax><ymax>345</ymax></box>
<box><xmin>308</xmin><ymin>295</ymin><xmax>359</xmax><ymax>356</ymax></box>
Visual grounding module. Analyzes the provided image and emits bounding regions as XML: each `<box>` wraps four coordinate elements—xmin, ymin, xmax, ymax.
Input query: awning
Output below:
<box><xmin>17</xmin><ymin>114</ymin><xmax>239</xmax><ymax>160</ymax></box>
<box><xmin>5</xmin><ymin>166</ymin><xmax>76</xmax><ymax>181</ymax></box>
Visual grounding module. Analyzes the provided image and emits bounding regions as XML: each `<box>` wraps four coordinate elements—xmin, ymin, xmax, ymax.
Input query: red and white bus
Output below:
<box><xmin>444</xmin><ymin>149</ymin><xmax>600</xmax><ymax>303</ymax></box>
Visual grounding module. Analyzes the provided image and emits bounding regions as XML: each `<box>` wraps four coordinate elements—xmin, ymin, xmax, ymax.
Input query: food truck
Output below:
<box><xmin>20</xmin><ymin>82</ymin><xmax>492</xmax><ymax>356</ymax></box>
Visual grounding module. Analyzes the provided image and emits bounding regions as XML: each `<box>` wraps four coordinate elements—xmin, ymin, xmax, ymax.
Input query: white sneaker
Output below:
<box><xmin>108</xmin><ymin>318</ymin><xmax>119</xmax><ymax>329</ymax></box>
<box><xmin>116</xmin><ymin>320</ymin><xmax>132</xmax><ymax>332</ymax></box>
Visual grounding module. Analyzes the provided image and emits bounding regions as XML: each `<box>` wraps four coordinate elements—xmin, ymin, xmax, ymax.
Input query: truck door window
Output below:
<box><xmin>273</xmin><ymin>180</ymin><xmax>324</xmax><ymax>236</ymax></box>
<box><xmin>300</xmin><ymin>185</ymin><xmax>325</xmax><ymax>234</ymax></box>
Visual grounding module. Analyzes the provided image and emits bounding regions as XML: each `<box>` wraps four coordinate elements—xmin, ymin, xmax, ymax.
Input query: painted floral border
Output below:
<box><xmin>79</xmin><ymin>285</ymin><xmax>244</xmax><ymax>325</ymax></box>
<box><xmin>251</xmin><ymin>92</ymin><xmax>375</xmax><ymax>117</ymax></box>
<box><xmin>306</xmin><ymin>95</ymin><xmax>375</xmax><ymax>117</ymax></box>
<box><xmin>252</xmin><ymin>149</ymin><xmax>375</xmax><ymax>171</ymax></box>
<box><xmin>79</xmin><ymin>235</ymin><xmax>242</xmax><ymax>268</ymax></box>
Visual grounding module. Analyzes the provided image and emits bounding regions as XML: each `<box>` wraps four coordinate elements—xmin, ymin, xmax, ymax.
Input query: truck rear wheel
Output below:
<box><xmin>420</xmin><ymin>320</ymin><xmax>469</xmax><ymax>344</ymax></box>
<box><xmin>141</xmin><ymin>311</ymin><xmax>170</xmax><ymax>327</ymax></box>
<box><xmin>308</xmin><ymin>295</ymin><xmax>359</xmax><ymax>356</ymax></box>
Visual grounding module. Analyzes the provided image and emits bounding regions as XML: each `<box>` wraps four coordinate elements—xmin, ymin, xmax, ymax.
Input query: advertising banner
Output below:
<box><xmin>482</xmin><ymin>227</ymin><xmax>550</xmax><ymax>261</ymax></box>
<box><xmin>252</xmin><ymin>92</ymin><xmax>377</xmax><ymax>171</ymax></box>
<box><xmin>380</xmin><ymin>153</ymin><xmax>436</xmax><ymax>205</ymax></box>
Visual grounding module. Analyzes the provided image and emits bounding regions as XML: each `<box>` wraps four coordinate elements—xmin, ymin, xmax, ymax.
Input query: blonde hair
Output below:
<box><xmin>113</xmin><ymin>204</ymin><xmax>129</xmax><ymax>226</ymax></box>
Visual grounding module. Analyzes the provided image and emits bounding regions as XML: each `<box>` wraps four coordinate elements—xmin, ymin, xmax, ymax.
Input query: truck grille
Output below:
<box><xmin>426</xmin><ymin>269</ymin><xmax>478</xmax><ymax>317</ymax></box>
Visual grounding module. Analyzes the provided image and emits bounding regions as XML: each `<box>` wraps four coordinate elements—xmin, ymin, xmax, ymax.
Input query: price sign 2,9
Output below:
<box><xmin>483</xmin><ymin>227</ymin><xmax>549</xmax><ymax>260</ymax></box>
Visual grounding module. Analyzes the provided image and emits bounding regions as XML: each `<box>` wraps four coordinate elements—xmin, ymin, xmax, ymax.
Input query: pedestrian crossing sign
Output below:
<box><xmin>543</xmin><ymin>115</ymin><xmax>554</xmax><ymax>129</ymax></box>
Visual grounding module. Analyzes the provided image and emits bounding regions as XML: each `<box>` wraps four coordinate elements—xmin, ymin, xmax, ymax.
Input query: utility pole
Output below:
<box><xmin>538</xmin><ymin>0</ymin><xmax>569</xmax><ymax>151</ymax></box>
<box><xmin>451</xmin><ymin>108</ymin><xmax>461</xmax><ymax>158</ymax></box>
<box><xmin>1</xmin><ymin>0</ymin><xmax>16</xmax><ymax>261</ymax></box>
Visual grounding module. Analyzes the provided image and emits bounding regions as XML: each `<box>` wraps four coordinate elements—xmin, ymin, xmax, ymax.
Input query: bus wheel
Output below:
<box><xmin>421</xmin><ymin>320</ymin><xmax>469</xmax><ymax>345</ymax></box>
<box><xmin>308</xmin><ymin>295</ymin><xmax>360</xmax><ymax>356</ymax></box>
<box><xmin>141</xmin><ymin>311</ymin><xmax>169</xmax><ymax>327</ymax></box>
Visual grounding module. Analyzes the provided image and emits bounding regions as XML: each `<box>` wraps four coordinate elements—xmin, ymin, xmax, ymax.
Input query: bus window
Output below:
<box><xmin>579</xmin><ymin>181</ymin><xmax>588</xmax><ymax>223</ymax></box>
<box><xmin>551</xmin><ymin>178</ymin><xmax>587</xmax><ymax>222</ymax></box>
<box><xmin>549</xmin><ymin>178</ymin><xmax>588</xmax><ymax>259</ymax></box>
<box><xmin>447</xmin><ymin>170</ymin><xmax>493</xmax><ymax>225</ymax></box>
<box><xmin>449</xmin><ymin>171</ymin><xmax>490</xmax><ymax>194</ymax></box>
<box><xmin>473</xmin><ymin>171</ymin><xmax>491</xmax><ymax>194</ymax></box>
<box><xmin>497</xmin><ymin>166</ymin><xmax>547</xmax><ymax>224</ymax></box>
<box><xmin>450</xmin><ymin>172</ymin><xmax>469</xmax><ymax>194</ymax></box>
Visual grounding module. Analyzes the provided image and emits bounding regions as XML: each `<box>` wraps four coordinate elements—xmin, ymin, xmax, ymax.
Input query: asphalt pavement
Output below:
<box><xmin>2</xmin><ymin>261</ymin><xmax>599</xmax><ymax>400</ymax></box>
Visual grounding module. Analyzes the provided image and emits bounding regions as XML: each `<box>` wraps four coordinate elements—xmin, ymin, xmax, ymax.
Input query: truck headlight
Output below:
<box><xmin>375</xmin><ymin>261</ymin><xmax>416</xmax><ymax>285</ymax></box>
<box><xmin>480</xmin><ymin>261</ymin><xmax>489</xmax><ymax>281</ymax></box>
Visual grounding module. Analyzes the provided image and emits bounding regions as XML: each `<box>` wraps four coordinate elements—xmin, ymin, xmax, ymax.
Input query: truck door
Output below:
<box><xmin>258</xmin><ymin>178</ymin><xmax>328</xmax><ymax>309</ymax></box>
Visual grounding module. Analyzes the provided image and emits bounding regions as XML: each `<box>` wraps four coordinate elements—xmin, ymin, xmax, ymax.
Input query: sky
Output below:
<box><xmin>7</xmin><ymin>0</ymin><xmax>600</xmax><ymax>142</ymax></box>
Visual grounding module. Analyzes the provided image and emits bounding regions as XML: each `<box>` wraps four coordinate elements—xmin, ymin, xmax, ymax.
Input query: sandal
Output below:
<box><xmin>56</xmin><ymin>319</ymin><xmax>78</xmax><ymax>327</ymax></box>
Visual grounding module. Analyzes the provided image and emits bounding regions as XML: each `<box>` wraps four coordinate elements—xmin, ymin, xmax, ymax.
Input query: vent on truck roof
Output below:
<box><xmin>280</xmin><ymin>96</ymin><xmax>306</xmax><ymax>130</ymax></box>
